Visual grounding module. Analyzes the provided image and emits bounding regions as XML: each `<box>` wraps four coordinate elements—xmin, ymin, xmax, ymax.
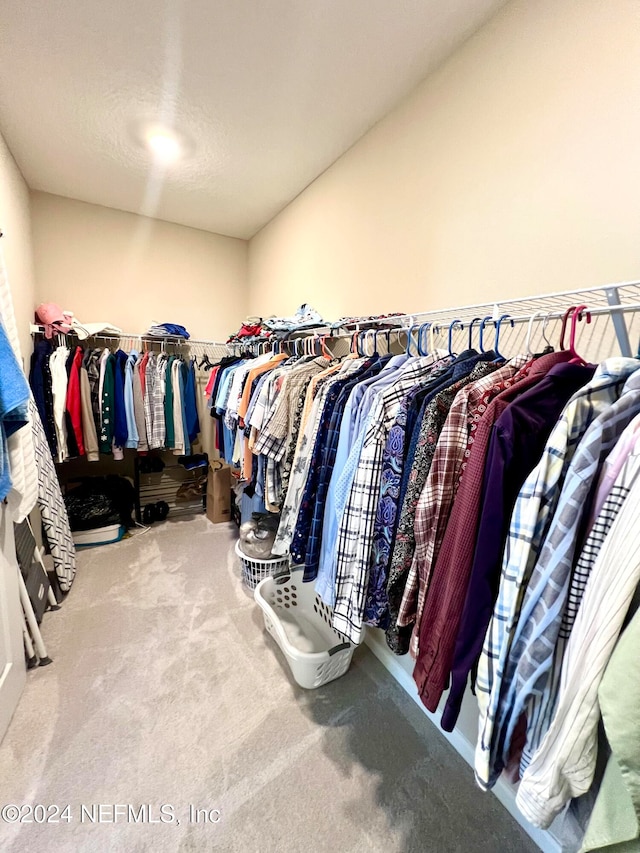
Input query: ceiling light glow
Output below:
<box><xmin>145</xmin><ymin>128</ymin><xmax>181</xmax><ymax>164</ymax></box>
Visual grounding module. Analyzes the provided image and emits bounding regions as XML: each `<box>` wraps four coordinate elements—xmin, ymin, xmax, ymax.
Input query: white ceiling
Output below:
<box><xmin>0</xmin><ymin>0</ymin><xmax>506</xmax><ymax>239</ymax></box>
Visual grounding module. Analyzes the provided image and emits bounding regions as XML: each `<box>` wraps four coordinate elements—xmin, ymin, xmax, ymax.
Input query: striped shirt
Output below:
<box><xmin>331</xmin><ymin>357</ymin><xmax>437</xmax><ymax>643</ymax></box>
<box><xmin>515</xmin><ymin>470</ymin><xmax>640</xmax><ymax>828</ymax></box>
<box><xmin>474</xmin><ymin>357</ymin><xmax>639</xmax><ymax>791</ymax></box>
<box><xmin>494</xmin><ymin>367</ymin><xmax>640</xmax><ymax>777</ymax></box>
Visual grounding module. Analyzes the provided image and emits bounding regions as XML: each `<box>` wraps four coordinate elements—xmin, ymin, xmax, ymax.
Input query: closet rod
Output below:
<box><xmin>336</xmin><ymin>278</ymin><xmax>640</xmax><ymax>329</ymax></box>
<box><xmin>29</xmin><ymin>324</ymin><xmax>231</xmax><ymax>350</ymax></box>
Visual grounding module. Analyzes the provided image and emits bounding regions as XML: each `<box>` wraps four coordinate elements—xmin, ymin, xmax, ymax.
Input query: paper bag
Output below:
<box><xmin>206</xmin><ymin>461</ymin><xmax>232</xmax><ymax>523</ymax></box>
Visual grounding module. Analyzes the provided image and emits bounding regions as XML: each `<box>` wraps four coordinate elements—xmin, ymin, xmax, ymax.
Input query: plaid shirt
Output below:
<box><xmin>254</xmin><ymin>358</ymin><xmax>329</xmax><ymax>452</ymax></box>
<box><xmin>474</xmin><ymin>357</ymin><xmax>639</xmax><ymax>791</ymax></box>
<box><xmin>272</xmin><ymin>364</ymin><xmax>359</xmax><ymax>555</ymax></box>
<box><xmin>331</xmin><ymin>357</ymin><xmax>437</xmax><ymax>643</ymax></box>
<box><xmin>385</xmin><ymin>360</ymin><xmax>500</xmax><ymax>653</ymax></box>
<box><xmin>398</xmin><ymin>358</ymin><xmax>527</xmax><ymax>651</ymax></box>
<box><xmin>501</xmin><ymin>369</ymin><xmax>640</xmax><ymax>776</ymax></box>
<box><xmin>367</xmin><ymin>355</ymin><xmax>493</xmax><ymax>631</ymax></box>
<box><xmin>290</xmin><ymin>360</ymin><xmax>376</xmax><ymax>569</ymax></box>
<box><xmin>304</xmin><ymin>359</ymin><xmax>386</xmax><ymax>579</ymax></box>
<box><xmin>410</xmin><ymin>356</ymin><xmax>537</xmax><ymax>711</ymax></box>
<box><xmin>413</xmin><ymin>351</ymin><xmax>569</xmax><ymax>710</ymax></box>
<box><xmin>516</xmin><ymin>472</ymin><xmax>640</xmax><ymax>828</ymax></box>
<box><xmin>440</xmin><ymin>360</ymin><xmax>594</xmax><ymax>732</ymax></box>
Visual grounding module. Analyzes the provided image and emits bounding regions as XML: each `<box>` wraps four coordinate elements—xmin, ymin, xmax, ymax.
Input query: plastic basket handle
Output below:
<box><xmin>328</xmin><ymin>642</ymin><xmax>351</xmax><ymax>656</ymax></box>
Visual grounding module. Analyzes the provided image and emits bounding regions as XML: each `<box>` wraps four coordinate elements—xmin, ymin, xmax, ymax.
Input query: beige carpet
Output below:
<box><xmin>0</xmin><ymin>515</ymin><xmax>538</xmax><ymax>852</ymax></box>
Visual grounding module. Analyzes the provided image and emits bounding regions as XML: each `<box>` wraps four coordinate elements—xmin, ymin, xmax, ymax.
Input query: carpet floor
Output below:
<box><xmin>0</xmin><ymin>516</ymin><xmax>538</xmax><ymax>852</ymax></box>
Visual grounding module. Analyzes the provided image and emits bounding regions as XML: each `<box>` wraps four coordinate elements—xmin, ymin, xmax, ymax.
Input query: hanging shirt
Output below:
<box><xmin>124</xmin><ymin>351</ymin><xmax>140</xmax><ymax>449</ymax></box>
<box><xmin>178</xmin><ymin>360</ymin><xmax>191</xmax><ymax>456</ymax></box>
<box><xmin>185</xmin><ymin>359</ymin><xmax>200</xmax><ymax>443</ymax></box>
<box><xmin>79</xmin><ymin>358</ymin><xmax>99</xmax><ymax>461</ymax></box>
<box><xmin>65</xmin><ymin>346</ymin><xmax>85</xmax><ymax>456</ymax></box>
<box><xmin>515</xmin><ymin>472</ymin><xmax>640</xmax><ymax>828</ymax></box>
<box><xmin>271</xmin><ymin>359</ymin><xmax>361</xmax><ymax>557</ymax></box>
<box><xmin>331</xmin><ymin>355</ymin><xmax>440</xmax><ymax>644</ymax></box>
<box><xmin>296</xmin><ymin>357</ymin><xmax>383</xmax><ymax>576</ymax></box>
<box><xmin>366</xmin><ymin>352</ymin><xmax>501</xmax><ymax>630</ymax></box>
<box><xmin>441</xmin><ymin>361</ymin><xmax>595</xmax><ymax>732</ymax></box>
<box><xmin>163</xmin><ymin>355</ymin><xmax>175</xmax><ymax>449</ymax></box>
<box><xmin>29</xmin><ymin>339</ymin><xmax>56</xmax><ymax>457</ymax></box>
<box><xmin>99</xmin><ymin>353</ymin><xmax>116</xmax><ymax>454</ymax></box>
<box><xmin>50</xmin><ymin>345</ymin><xmax>71</xmax><ymax>463</ymax></box>
<box><xmin>98</xmin><ymin>347</ymin><xmax>110</xmax><ymax>426</ymax></box>
<box><xmin>384</xmin><ymin>359</ymin><xmax>502</xmax><ymax>652</ymax></box>
<box><xmin>172</xmin><ymin>359</ymin><xmax>185</xmax><ymax>454</ymax></box>
<box><xmin>564</xmin><ymin>434</ymin><xmax>640</xmax><ymax>639</ymax></box>
<box><xmin>399</xmin><ymin>355</ymin><xmax>528</xmax><ymax>653</ymax></box>
<box><xmin>132</xmin><ymin>354</ymin><xmax>148</xmax><ymax>452</ymax></box>
<box><xmin>84</xmin><ymin>348</ymin><xmax>102</xmax><ymax>436</ymax></box>
<box><xmin>586</xmin><ymin>409</ymin><xmax>640</xmax><ymax>529</ymax></box>
<box><xmin>316</xmin><ymin>356</ymin><xmax>417</xmax><ymax>590</ymax></box>
<box><xmin>113</xmin><ymin>349</ymin><xmax>128</xmax><ymax>451</ymax></box>
<box><xmin>497</xmin><ymin>367</ymin><xmax>640</xmax><ymax>777</ymax></box>
<box><xmin>63</xmin><ymin>347</ymin><xmax>80</xmax><ymax>458</ymax></box>
<box><xmin>576</xmin><ymin>581</ymin><xmax>640</xmax><ymax>853</ymax></box>
<box><xmin>474</xmin><ymin>356</ymin><xmax>639</xmax><ymax>792</ymax></box>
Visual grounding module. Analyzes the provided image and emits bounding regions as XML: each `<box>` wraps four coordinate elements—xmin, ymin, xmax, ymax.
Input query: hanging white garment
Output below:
<box><xmin>0</xmin><ymin>243</ymin><xmax>38</xmax><ymax>521</ymax></box>
<box><xmin>49</xmin><ymin>345</ymin><xmax>70</xmax><ymax>463</ymax></box>
<box><xmin>172</xmin><ymin>359</ymin><xmax>185</xmax><ymax>454</ymax></box>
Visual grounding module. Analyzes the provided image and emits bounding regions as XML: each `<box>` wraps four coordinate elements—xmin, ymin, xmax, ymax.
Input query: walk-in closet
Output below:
<box><xmin>0</xmin><ymin>2</ymin><xmax>639</xmax><ymax>851</ymax></box>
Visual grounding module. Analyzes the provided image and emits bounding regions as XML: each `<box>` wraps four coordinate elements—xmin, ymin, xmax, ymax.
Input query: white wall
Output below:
<box><xmin>0</xmin><ymin>130</ymin><xmax>37</xmax><ymax>366</ymax></box>
<box><xmin>248</xmin><ymin>0</ymin><xmax>640</xmax><ymax>320</ymax></box>
<box><xmin>31</xmin><ymin>192</ymin><xmax>248</xmax><ymax>342</ymax></box>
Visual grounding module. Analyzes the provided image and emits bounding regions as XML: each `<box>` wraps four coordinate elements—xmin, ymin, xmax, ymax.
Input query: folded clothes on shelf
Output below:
<box><xmin>146</xmin><ymin>322</ymin><xmax>191</xmax><ymax>339</ymax></box>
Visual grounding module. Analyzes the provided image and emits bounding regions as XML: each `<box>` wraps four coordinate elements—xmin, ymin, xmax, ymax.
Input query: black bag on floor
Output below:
<box><xmin>64</xmin><ymin>476</ymin><xmax>136</xmax><ymax>531</ymax></box>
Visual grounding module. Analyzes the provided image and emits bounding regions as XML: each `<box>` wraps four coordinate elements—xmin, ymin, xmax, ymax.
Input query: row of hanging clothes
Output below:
<box><xmin>29</xmin><ymin>336</ymin><xmax>202</xmax><ymax>463</ymax></box>
<box><xmin>215</xmin><ymin>301</ymin><xmax>640</xmax><ymax>843</ymax></box>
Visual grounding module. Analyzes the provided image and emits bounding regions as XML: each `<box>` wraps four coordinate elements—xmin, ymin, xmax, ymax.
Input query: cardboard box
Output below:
<box><xmin>206</xmin><ymin>462</ymin><xmax>232</xmax><ymax>523</ymax></box>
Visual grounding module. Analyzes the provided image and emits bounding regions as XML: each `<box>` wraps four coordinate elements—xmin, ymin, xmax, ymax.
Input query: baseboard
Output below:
<box><xmin>364</xmin><ymin>630</ymin><xmax>562</xmax><ymax>853</ymax></box>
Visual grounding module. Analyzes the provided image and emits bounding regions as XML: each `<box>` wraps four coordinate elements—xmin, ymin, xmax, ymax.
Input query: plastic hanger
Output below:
<box><xmin>406</xmin><ymin>324</ymin><xmax>418</xmax><ymax>356</ymax></box>
<box><xmin>447</xmin><ymin>319</ymin><xmax>464</xmax><ymax>357</ymax></box>
<box><xmin>478</xmin><ymin>315</ymin><xmax>493</xmax><ymax>353</ymax></box>
<box><xmin>424</xmin><ymin>322</ymin><xmax>436</xmax><ymax>357</ymax></box>
<box><xmin>540</xmin><ymin>313</ymin><xmax>554</xmax><ymax>349</ymax></box>
<box><xmin>559</xmin><ymin>306</ymin><xmax>577</xmax><ymax>351</ymax></box>
<box><xmin>566</xmin><ymin>304</ymin><xmax>591</xmax><ymax>364</ymax></box>
<box><xmin>525</xmin><ymin>312</ymin><xmax>544</xmax><ymax>357</ymax></box>
<box><xmin>467</xmin><ymin>317</ymin><xmax>482</xmax><ymax>351</ymax></box>
<box><xmin>493</xmin><ymin>314</ymin><xmax>514</xmax><ymax>360</ymax></box>
<box><xmin>417</xmin><ymin>322</ymin><xmax>432</xmax><ymax>356</ymax></box>
<box><xmin>319</xmin><ymin>334</ymin><xmax>332</xmax><ymax>359</ymax></box>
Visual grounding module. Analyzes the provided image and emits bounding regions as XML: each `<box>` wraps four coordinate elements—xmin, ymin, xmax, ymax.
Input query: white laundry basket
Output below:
<box><xmin>235</xmin><ymin>540</ymin><xmax>290</xmax><ymax>589</ymax></box>
<box><xmin>254</xmin><ymin>568</ymin><xmax>355</xmax><ymax>689</ymax></box>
